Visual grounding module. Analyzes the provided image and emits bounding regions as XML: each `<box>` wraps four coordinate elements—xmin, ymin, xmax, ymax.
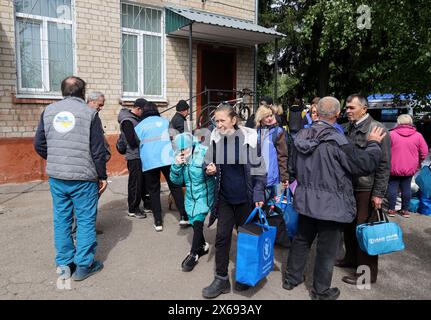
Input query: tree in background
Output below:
<box><xmin>258</xmin><ymin>0</ymin><xmax>431</xmax><ymax>110</ymax></box>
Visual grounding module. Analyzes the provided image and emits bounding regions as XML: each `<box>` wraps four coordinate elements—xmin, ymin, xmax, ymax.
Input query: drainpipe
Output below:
<box><xmin>253</xmin><ymin>0</ymin><xmax>259</xmax><ymax>112</ymax></box>
<box><xmin>189</xmin><ymin>22</ymin><xmax>193</xmax><ymax>123</ymax></box>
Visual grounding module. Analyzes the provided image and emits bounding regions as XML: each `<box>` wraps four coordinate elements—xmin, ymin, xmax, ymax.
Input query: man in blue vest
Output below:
<box><xmin>34</xmin><ymin>76</ymin><xmax>107</xmax><ymax>282</ymax></box>
<box><xmin>135</xmin><ymin>101</ymin><xmax>188</xmax><ymax>232</ymax></box>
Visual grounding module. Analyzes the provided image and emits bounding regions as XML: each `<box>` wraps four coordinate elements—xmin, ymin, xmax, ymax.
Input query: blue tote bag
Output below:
<box><xmin>236</xmin><ymin>207</ymin><xmax>277</xmax><ymax>286</ymax></box>
<box><xmin>272</xmin><ymin>188</ymin><xmax>298</xmax><ymax>239</ymax></box>
<box><xmin>356</xmin><ymin>209</ymin><xmax>405</xmax><ymax>256</ymax></box>
<box><xmin>419</xmin><ymin>195</ymin><xmax>431</xmax><ymax>216</ymax></box>
<box><xmin>416</xmin><ymin>165</ymin><xmax>431</xmax><ymax>198</ymax></box>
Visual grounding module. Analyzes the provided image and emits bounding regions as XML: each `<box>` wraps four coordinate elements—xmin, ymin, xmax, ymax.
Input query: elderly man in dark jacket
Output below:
<box><xmin>336</xmin><ymin>94</ymin><xmax>391</xmax><ymax>285</ymax></box>
<box><xmin>283</xmin><ymin>96</ymin><xmax>387</xmax><ymax>300</ymax></box>
<box><xmin>169</xmin><ymin>100</ymin><xmax>190</xmax><ymax>134</ymax></box>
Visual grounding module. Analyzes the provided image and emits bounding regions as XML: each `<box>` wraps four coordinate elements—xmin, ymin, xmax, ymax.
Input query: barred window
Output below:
<box><xmin>15</xmin><ymin>0</ymin><xmax>74</xmax><ymax>95</ymax></box>
<box><xmin>121</xmin><ymin>3</ymin><xmax>164</xmax><ymax>98</ymax></box>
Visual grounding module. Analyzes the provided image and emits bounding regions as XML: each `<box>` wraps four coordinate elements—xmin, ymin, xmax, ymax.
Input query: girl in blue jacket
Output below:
<box><xmin>170</xmin><ymin>133</ymin><xmax>216</xmax><ymax>272</ymax></box>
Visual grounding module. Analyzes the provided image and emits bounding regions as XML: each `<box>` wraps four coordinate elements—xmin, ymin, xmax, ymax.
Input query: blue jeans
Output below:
<box><xmin>387</xmin><ymin>176</ymin><xmax>413</xmax><ymax>211</ymax></box>
<box><xmin>49</xmin><ymin>178</ymin><xmax>99</xmax><ymax>267</ymax></box>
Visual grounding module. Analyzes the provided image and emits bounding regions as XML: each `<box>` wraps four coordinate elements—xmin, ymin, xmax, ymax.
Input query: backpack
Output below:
<box><xmin>115</xmin><ymin>132</ymin><xmax>127</xmax><ymax>155</ymax></box>
<box><xmin>287</xmin><ymin>106</ymin><xmax>305</xmax><ymax>133</ymax></box>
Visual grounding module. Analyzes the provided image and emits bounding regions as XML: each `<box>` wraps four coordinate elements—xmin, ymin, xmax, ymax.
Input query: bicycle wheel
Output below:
<box><xmin>197</xmin><ymin>105</ymin><xmax>217</xmax><ymax>128</ymax></box>
<box><xmin>239</xmin><ymin>105</ymin><xmax>250</xmax><ymax>121</ymax></box>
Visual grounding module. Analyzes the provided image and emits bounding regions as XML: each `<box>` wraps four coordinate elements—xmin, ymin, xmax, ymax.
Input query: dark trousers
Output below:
<box><xmin>215</xmin><ymin>199</ymin><xmax>251</xmax><ymax>277</ymax></box>
<box><xmin>191</xmin><ymin>221</ymin><xmax>205</xmax><ymax>255</ymax></box>
<box><xmin>127</xmin><ymin>159</ymin><xmax>150</xmax><ymax>212</ymax></box>
<box><xmin>285</xmin><ymin>214</ymin><xmax>343</xmax><ymax>294</ymax></box>
<box><xmin>388</xmin><ymin>176</ymin><xmax>413</xmax><ymax>211</ymax></box>
<box><xmin>144</xmin><ymin>165</ymin><xmax>186</xmax><ymax>223</ymax></box>
<box><xmin>343</xmin><ymin>191</ymin><xmax>379</xmax><ymax>282</ymax></box>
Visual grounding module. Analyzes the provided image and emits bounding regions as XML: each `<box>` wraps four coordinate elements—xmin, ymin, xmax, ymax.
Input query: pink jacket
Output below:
<box><xmin>390</xmin><ymin>124</ymin><xmax>429</xmax><ymax>176</ymax></box>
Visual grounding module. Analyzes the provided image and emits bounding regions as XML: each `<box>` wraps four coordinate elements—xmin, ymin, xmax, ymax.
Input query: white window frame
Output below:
<box><xmin>121</xmin><ymin>4</ymin><xmax>166</xmax><ymax>101</ymax></box>
<box><xmin>14</xmin><ymin>2</ymin><xmax>76</xmax><ymax>97</ymax></box>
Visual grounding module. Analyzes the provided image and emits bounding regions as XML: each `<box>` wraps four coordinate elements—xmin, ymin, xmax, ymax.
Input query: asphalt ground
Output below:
<box><xmin>0</xmin><ymin>175</ymin><xmax>430</xmax><ymax>300</ymax></box>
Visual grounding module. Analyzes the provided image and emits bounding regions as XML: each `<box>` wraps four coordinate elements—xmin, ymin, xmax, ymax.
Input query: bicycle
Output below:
<box><xmin>196</xmin><ymin>89</ymin><xmax>253</xmax><ymax>128</ymax></box>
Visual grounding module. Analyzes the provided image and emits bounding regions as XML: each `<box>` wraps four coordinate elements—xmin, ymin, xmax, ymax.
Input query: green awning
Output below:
<box><xmin>165</xmin><ymin>7</ymin><xmax>285</xmax><ymax>46</ymax></box>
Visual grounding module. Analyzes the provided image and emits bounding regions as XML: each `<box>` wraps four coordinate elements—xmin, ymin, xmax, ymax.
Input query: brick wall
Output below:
<box><xmin>74</xmin><ymin>0</ymin><xmax>122</xmax><ymax>134</ymax></box>
<box><xmin>0</xmin><ymin>0</ymin><xmax>256</xmax><ymax>183</ymax></box>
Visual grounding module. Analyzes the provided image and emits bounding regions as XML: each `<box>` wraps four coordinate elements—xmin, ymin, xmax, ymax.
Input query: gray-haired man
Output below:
<box><xmin>87</xmin><ymin>91</ymin><xmax>105</xmax><ymax>112</ymax></box>
<box><xmin>284</xmin><ymin>96</ymin><xmax>386</xmax><ymax>300</ymax></box>
<box><xmin>87</xmin><ymin>91</ymin><xmax>111</xmax><ymax>162</ymax></box>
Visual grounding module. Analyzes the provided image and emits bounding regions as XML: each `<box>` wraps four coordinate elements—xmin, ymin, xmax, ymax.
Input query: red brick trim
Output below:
<box><xmin>12</xmin><ymin>93</ymin><xmax>61</xmax><ymax>105</ymax></box>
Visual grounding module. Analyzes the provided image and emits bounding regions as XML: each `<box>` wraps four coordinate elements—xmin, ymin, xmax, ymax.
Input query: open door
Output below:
<box><xmin>197</xmin><ymin>45</ymin><xmax>236</xmax><ymax>125</ymax></box>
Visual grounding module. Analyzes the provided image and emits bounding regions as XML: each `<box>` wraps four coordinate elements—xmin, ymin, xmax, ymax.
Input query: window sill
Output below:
<box><xmin>13</xmin><ymin>93</ymin><xmax>63</xmax><ymax>104</ymax></box>
<box><xmin>119</xmin><ymin>97</ymin><xmax>168</xmax><ymax>108</ymax></box>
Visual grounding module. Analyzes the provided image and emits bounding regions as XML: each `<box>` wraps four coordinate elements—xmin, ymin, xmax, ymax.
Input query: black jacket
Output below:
<box><xmin>291</xmin><ymin>121</ymin><xmax>383</xmax><ymax>223</ymax></box>
<box><xmin>117</xmin><ymin>108</ymin><xmax>141</xmax><ymax>161</ymax></box>
<box><xmin>345</xmin><ymin>115</ymin><xmax>391</xmax><ymax>197</ymax></box>
<box><xmin>170</xmin><ymin>112</ymin><xmax>188</xmax><ymax>133</ymax></box>
<box><xmin>288</xmin><ymin>105</ymin><xmax>304</xmax><ymax>133</ymax></box>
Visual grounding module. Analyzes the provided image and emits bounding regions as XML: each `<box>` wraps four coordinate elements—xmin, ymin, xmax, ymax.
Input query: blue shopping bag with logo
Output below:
<box><xmin>271</xmin><ymin>188</ymin><xmax>299</xmax><ymax>239</ymax></box>
<box><xmin>236</xmin><ymin>207</ymin><xmax>277</xmax><ymax>286</ymax></box>
<box><xmin>356</xmin><ymin>209</ymin><xmax>405</xmax><ymax>256</ymax></box>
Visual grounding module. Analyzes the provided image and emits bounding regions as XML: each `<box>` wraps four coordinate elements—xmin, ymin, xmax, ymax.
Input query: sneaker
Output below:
<box><xmin>202</xmin><ymin>276</ymin><xmax>231</xmax><ymax>299</ymax></box>
<box><xmin>400</xmin><ymin>210</ymin><xmax>411</xmax><ymax>218</ymax></box>
<box><xmin>142</xmin><ymin>208</ymin><xmax>152</xmax><ymax>214</ymax></box>
<box><xmin>197</xmin><ymin>242</ymin><xmax>210</xmax><ymax>258</ymax></box>
<box><xmin>387</xmin><ymin>209</ymin><xmax>396</xmax><ymax>217</ymax></box>
<box><xmin>154</xmin><ymin>221</ymin><xmax>163</xmax><ymax>232</ymax></box>
<box><xmin>56</xmin><ymin>264</ymin><xmax>75</xmax><ymax>280</ymax></box>
<box><xmin>179</xmin><ymin>216</ymin><xmax>191</xmax><ymax>227</ymax></box>
<box><xmin>181</xmin><ymin>253</ymin><xmax>198</xmax><ymax>272</ymax></box>
<box><xmin>311</xmin><ymin>287</ymin><xmax>340</xmax><ymax>300</ymax></box>
<box><xmin>71</xmin><ymin>261</ymin><xmax>104</xmax><ymax>281</ymax></box>
<box><xmin>128</xmin><ymin>209</ymin><xmax>147</xmax><ymax>219</ymax></box>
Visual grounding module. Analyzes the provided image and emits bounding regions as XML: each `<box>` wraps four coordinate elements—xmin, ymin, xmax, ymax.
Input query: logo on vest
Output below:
<box><xmin>53</xmin><ymin>111</ymin><xmax>75</xmax><ymax>133</ymax></box>
<box><xmin>263</xmin><ymin>237</ymin><xmax>271</xmax><ymax>261</ymax></box>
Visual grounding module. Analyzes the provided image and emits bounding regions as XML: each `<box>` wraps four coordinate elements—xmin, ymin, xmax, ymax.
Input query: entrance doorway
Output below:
<box><xmin>197</xmin><ymin>45</ymin><xmax>236</xmax><ymax>124</ymax></box>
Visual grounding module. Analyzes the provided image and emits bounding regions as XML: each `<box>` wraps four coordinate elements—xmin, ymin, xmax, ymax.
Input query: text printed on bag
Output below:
<box><xmin>368</xmin><ymin>233</ymin><xmax>399</xmax><ymax>245</ymax></box>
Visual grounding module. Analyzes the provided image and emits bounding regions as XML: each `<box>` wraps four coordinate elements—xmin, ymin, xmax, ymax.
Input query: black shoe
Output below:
<box><xmin>197</xmin><ymin>242</ymin><xmax>210</xmax><ymax>258</ymax></box>
<box><xmin>311</xmin><ymin>287</ymin><xmax>340</xmax><ymax>300</ymax></box>
<box><xmin>234</xmin><ymin>282</ymin><xmax>250</xmax><ymax>292</ymax></box>
<box><xmin>128</xmin><ymin>209</ymin><xmax>147</xmax><ymax>219</ymax></box>
<box><xmin>335</xmin><ymin>258</ymin><xmax>356</xmax><ymax>268</ymax></box>
<box><xmin>282</xmin><ymin>275</ymin><xmax>305</xmax><ymax>291</ymax></box>
<box><xmin>202</xmin><ymin>276</ymin><xmax>231</xmax><ymax>299</ymax></box>
<box><xmin>181</xmin><ymin>253</ymin><xmax>198</xmax><ymax>272</ymax></box>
